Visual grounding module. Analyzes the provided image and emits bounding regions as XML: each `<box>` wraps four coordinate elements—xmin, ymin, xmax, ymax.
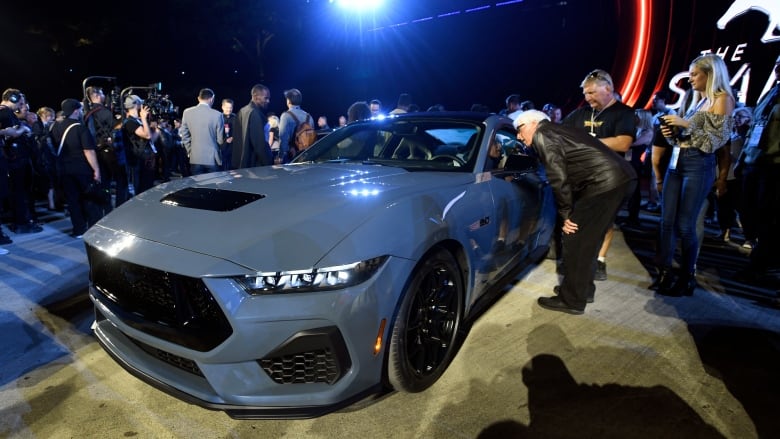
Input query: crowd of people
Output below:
<box><xmin>1</xmin><ymin>55</ymin><xmax>778</xmax><ymax>308</ymax></box>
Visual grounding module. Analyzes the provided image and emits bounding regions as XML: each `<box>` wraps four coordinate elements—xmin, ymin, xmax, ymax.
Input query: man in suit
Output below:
<box><xmin>179</xmin><ymin>88</ymin><xmax>225</xmax><ymax>175</ymax></box>
<box><xmin>232</xmin><ymin>84</ymin><xmax>273</xmax><ymax>169</ymax></box>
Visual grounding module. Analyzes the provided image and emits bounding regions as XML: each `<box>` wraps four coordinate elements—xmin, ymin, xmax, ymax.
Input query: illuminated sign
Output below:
<box><xmin>717</xmin><ymin>0</ymin><xmax>780</xmax><ymax>43</ymax></box>
<box><xmin>657</xmin><ymin>1</ymin><xmax>779</xmax><ymax>109</ymax></box>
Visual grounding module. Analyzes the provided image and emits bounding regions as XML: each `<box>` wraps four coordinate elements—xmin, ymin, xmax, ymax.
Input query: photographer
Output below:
<box><xmin>1</xmin><ymin>89</ymin><xmax>41</xmax><ymax>235</ymax></box>
<box><xmin>86</xmin><ymin>86</ymin><xmax>126</xmax><ymax>211</ymax></box>
<box><xmin>122</xmin><ymin>95</ymin><xmax>159</xmax><ymax>195</ymax></box>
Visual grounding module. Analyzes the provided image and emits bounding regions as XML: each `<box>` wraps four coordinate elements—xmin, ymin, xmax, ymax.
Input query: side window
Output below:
<box><xmin>484</xmin><ymin>129</ymin><xmax>521</xmax><ymax>172</ymax></box>
<box><xmin>495</xmin><ymin>129</ymin><xmax>523</xmax><ymax>156</ymax></box>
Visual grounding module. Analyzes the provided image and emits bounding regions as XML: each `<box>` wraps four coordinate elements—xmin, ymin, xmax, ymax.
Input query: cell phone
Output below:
<box><xmin>659</xmin><ymin>117</ymin><xmax>669</xmax><ymax>126</ymax></box>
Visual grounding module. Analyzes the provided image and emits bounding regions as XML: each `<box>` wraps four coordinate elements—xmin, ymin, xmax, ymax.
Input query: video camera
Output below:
<box><xmin>82</xmin><ymin>76</ymin><xmax>179</xmax><ymax>122</ymax></box>
<box><xmin>122</xmin><ymin>82</ymin><xmax>179</xmax><ymax>122</ymax></box>
<box><xmin>82</xmin><ymin>76</ymin><xmax>122</xmax><ymax>117</ymax></box>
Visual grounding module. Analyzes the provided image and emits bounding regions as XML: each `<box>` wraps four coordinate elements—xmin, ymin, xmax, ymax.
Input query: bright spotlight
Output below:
<box><xmin>336</xmin><ymin>0</ymin><xmax>385</xmax><ymax>11</ymax></box>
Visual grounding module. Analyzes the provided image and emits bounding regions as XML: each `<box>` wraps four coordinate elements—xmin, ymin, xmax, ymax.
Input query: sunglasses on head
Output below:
<box><xmin>588</xmin><ymin>71</ymin><xmax>613</xmax><ymax>86</ymax></box>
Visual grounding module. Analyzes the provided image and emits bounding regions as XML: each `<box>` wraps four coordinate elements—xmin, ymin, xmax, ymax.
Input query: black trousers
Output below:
<box><xmin>559</xmin><ymin>183</ymin><xmax>635</xmax><ymax>309</ymax></box>
<box><xmin>8</xmin><ymin>164</ymin><xmax>34</xmax><ymax>226</ymax></box>
<box><xmin>62</xmin><ymin>173</ymin><xmax>102</xmax><ymax>236</ymax></box>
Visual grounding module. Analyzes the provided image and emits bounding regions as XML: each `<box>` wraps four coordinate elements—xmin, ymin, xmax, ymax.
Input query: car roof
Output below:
<box><xmin>348</xmin><ymin>111</ymin><xmax>511</xmax><ymax>127</ymax></box>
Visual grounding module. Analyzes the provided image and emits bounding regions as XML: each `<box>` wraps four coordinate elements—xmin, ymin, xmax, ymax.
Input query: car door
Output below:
<box><xmin>486</xmin><ymin>128</ymin><xmax>545</xmax><ymax>273</ymax></box>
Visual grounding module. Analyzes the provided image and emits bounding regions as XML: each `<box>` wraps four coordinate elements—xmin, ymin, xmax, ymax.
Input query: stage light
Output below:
<box><xmin>336</xmin><ymin>0</ymin><xmax>385</xmax><ymax>12</ymax></box>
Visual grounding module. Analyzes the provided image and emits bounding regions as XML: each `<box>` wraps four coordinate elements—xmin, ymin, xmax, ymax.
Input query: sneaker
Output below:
<box><xmin>742</xmin><ymin>241</ymin><xmax>754</xmax><ymax>250</ymax></box>
<box><xmin>594</xmin><ymin>261</ymin><xmax>607</xmax><ymax>281</ymax></box>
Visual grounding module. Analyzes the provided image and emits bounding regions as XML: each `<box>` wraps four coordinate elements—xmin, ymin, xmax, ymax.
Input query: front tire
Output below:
<box><xmin>387</xmin><ymin>248</ymin><xmax>464</xmax><ymax>393</ymax></box>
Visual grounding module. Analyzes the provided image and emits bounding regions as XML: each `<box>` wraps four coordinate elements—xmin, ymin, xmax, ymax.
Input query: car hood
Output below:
<box><xmin>91</xmin><ymin>164</ymin><xmax>472</xmax><ymax>272</ymax></box>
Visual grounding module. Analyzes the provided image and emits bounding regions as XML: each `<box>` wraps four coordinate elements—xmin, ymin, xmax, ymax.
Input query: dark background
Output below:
<box><xmin>2</xmin><ymin>0</ymin><xmax>778</xmax><ymax>121</ymax></box>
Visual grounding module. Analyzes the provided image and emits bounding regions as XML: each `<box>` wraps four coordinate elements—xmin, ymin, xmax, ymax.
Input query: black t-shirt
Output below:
<box><xmin>0</xmin><ymin>106</ymin><xmax>35</xmax><ymax>166</ymax></box>
<box><xmin>0</xmin><ymin>106</ymin><xmax>18</xmax><ymax>131</ymax></box>
<box><xmin>122</xmin><ymin>117</ymin><xmax>149</xmax><ymax>164</ymax></box>
<box><xmin>50</xmin><ymin>118</ymin><xmax>96</xmax><ymax>176</ymax></box>
<box><xmin>563</xmin><ymin>101</ymin><xmax>636</xmax><ymax>144</ymax></box>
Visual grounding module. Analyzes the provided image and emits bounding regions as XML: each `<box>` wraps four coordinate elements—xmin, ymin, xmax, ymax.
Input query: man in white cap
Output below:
<box><xmin>122</xmin><ymin>94</ymin><xmax>158</xmax><ymax>194</ymax></box>
<box><xmin>515</xmin><ymin>110</ymin><xmax>636</xmax><ymax>314</ymax></box>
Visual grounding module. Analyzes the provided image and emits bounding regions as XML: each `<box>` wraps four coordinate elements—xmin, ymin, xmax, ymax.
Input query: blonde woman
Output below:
<box><xmin>267</xmin><ymin>114</ymin><xmax>281</xmax><ymax>163</ymax></box>
<box><xmin>655</xmin><ymin>54</ymin><xmax>735</xmax><ymax>296</ymax></box>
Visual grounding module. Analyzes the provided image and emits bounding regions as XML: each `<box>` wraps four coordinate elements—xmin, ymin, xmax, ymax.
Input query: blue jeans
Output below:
<box><xmin>658</xmin><ymin>147</ymin><xmax>715</xmax><ymax>274</ymax></box>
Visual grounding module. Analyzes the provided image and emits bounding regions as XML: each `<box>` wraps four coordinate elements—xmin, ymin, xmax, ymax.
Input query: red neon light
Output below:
<box><xmin>622</xmin><ymin>0</ymin><xmax>652</xmax><ymax>107</ymax></box>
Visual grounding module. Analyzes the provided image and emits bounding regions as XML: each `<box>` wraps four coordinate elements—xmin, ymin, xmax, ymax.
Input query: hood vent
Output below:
<box><xmin>160</xmin><ymin>188</ymin><xmax>264</xmax><ymax>212</ymax></box>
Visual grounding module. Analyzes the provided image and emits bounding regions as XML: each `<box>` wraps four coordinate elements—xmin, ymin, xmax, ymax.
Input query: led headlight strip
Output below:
<box><xmin>236</xmin><ymin>256</ymin><xmax>388</xmax><ymax>295</ymax></box>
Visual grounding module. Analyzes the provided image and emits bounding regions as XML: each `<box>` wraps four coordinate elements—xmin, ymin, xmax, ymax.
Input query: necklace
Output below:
<box><xmin>589</xmin><ymin>98</ymin><xmax>615</xmax><ymax>136</ymax></box>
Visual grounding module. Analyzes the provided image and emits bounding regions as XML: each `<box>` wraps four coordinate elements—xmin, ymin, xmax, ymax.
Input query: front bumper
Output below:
<box><xmin>86</xmin><ymin>235</ymin><xmax>415</xmax><ymax>418</ymax></box>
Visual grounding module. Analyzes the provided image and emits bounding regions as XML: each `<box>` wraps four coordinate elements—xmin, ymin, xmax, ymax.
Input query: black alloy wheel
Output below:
<box><xmin>387</xmin><ymin>248</ymin><xmax>464</xmax><ymax>393</ymax></box>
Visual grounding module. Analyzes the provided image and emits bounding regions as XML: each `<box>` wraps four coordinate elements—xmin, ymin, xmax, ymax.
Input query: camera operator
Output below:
<box><xmin>86</xmin><ymin>86</ymin><xmax>127</xmax><ymax>211</ymax></box>
<box><xmin>1</xmin><ymin>89</ymin><xmax>42</xmax><ymax>235</ymax></box>
<box><xmin>122</xmin><ymin>95</ymin><xmax>159</xmax><ymax>195</ymax></box>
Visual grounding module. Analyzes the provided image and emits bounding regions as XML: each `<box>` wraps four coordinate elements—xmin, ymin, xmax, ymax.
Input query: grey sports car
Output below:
<box><xmin>85</xmin><ymin>112</ymin><xmax>556</xmax><ymax>419</ymax></box>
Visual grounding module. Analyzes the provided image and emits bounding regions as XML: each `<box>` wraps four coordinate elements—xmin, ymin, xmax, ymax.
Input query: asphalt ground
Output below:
<box><xmin>1</xmin><ymin>201</ymin><xmax>779</xmax><ymax>438</ymax></box>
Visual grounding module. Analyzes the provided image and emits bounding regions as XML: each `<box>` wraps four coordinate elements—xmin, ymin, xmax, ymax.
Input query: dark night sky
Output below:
<box><xmin>3</xmin><ymin>0</ymin><xmax>776</xmax><ymax>120</ymax></box>
<box><xmin>2</xmin><ymin>0</ymin><xmax>623</xmax><ymax>119</ymax></box>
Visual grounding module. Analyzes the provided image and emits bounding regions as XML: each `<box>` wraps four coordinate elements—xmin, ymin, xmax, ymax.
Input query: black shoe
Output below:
<box><xmin>14</xmin><ymin>223</ymin><xmax>43</xmax><ymax>234</ymax></box>
<box><xmin>594</xmin><ymin>261</ymin><xmax>607</xmax><ymax>281</ymax></box>
<box><xmin>538</xmin><ymin>296</ymin><xmax>584</xmax><ymax>315</ymax></box>
<box><xmin>553</xmin><ymin>285</ymin><xmax>594</xmax><ymax>303</ymax></box>
<box><xmin>0</xmin><ymin>233</ymin><xmax>12</xmax><ymax>245</ymax></box>
<box><xmin>621</xmin><ymin>217</ymin><xmax>641</xmax><ymax>228</ymax></box>
<box><xmin>658</xmin><ymin>272</ymin><xmax>695</xmax><ymax>297</ymax></box>
<box><xmin>649</xmin><ymin>268</ymin><xmax>674</xmax><ymax>291</ymax></box>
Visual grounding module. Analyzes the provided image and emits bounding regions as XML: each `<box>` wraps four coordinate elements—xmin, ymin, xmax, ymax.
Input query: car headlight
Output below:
<box><xmin>235</xmin><ymin>256</ymin><xmax>388</xmax><ymax>295</ymax></box>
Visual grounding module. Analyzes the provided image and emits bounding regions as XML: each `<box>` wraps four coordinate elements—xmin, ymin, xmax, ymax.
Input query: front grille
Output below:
<box><xmin>260</xmin><ymin>349</ymin><xmax>340</xmax><ymax>384</ymax></box>
<box><xmin>131</xmin><ymin>336</ymin><xmax>204</xmax><ymax>377</ymax></box>
<box><xmin>87</xmin><ymin>244</ymin><xmax>233</xmax><ymax>352</ymax></box>
<box><xmin>258</xmin><ymin>327</ymin><xmax>351</xmax><ymax>385</ymax></box>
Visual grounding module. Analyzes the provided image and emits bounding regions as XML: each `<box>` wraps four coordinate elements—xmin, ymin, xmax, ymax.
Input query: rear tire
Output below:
<box><xmin>387</xmin><ymin>248</ymin><xmax>464</xmax><ymax>392</ymax></box>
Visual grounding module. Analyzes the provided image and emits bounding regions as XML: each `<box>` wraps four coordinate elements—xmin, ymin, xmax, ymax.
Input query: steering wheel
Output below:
<box><xmin>392</xmin><ymin>142</ymin><xmax>432</xmax><ymax>160</ymax></box>
<box><xmin>430</xmin><ymin>155</ymin><xmax>465</xmax><ymax>167</ymax></box>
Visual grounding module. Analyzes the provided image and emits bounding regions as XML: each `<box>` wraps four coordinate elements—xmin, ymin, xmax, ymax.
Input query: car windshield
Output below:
<box><xmin>293</xmin><ymin>118</ymin><xmax>483</xmax><ymax>172</ymax></box>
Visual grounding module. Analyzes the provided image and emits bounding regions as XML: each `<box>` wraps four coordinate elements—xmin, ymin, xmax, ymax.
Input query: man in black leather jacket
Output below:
<box><xmin>515</xmin><ymin>110</ymin><xmax>636</xmax><ymax>314</ymax></box>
